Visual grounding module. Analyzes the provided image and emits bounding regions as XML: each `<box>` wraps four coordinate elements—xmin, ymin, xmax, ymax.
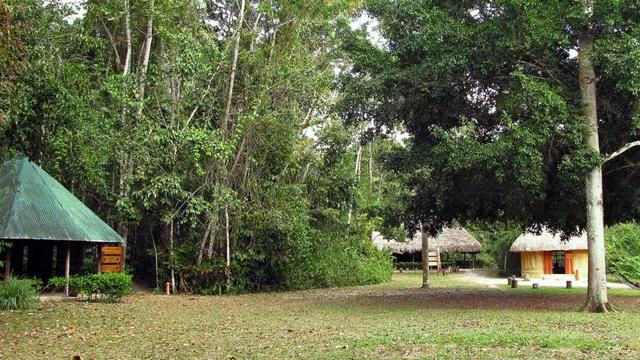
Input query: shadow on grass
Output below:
<box><xmin>314</xmin><ymin>286</ymin><xmax>640</xmax><ymax>313</ymax></box>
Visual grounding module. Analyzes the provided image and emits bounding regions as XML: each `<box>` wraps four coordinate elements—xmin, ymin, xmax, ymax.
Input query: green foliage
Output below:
<box><xmin>606</xmin><ymin>222</ymin><xmax>640</xmax><ymax>281</ymax></box>
<box><xmin>468</xmin><ymin>223</ymin><xmax>522</xmax><ymax>276</ymax></box>
<box><xmin>395</xmin><ymin>261</ymin><xmax>420</xmax><ymax>270</ymax></box>
<box><xmin>339</xmin><ymin>0</ymin><xmax>640</xmax><ymax>235</ymax></box>
<box><xmin>1</xmin><ymin>0</ymin><xmax>395</xmax><ymax>295</ymax></box>
<box><xmin>49</xmin><ymin>272</ymin><xmax>133</xmax><ymax>302</ymax></box>
<box><xmin>0</xmin><ymin>277</ymin><xmax>39</xmax><ymax>311</ymax></box>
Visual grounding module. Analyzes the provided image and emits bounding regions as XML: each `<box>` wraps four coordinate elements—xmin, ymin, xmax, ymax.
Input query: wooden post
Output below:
<box><xmin>64</xmin><ymin>243</ymin><xmax>71</xmax><ymax>297</ymax></box>
<box><xmin>4</xmin><ymin>248</ymin><xmax>10</xmax><ymax>280</ymax></box>
<box><xmin>97</xmin><ymin>244</ymin><xmax>103</xmax><ymax>273</ymax></box>
<box><xmin>575</xmin><ymin>269</ymin><xmax>580</xmax><ymax>281</ymax></box>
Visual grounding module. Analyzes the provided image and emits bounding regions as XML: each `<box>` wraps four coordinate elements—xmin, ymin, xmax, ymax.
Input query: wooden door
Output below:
<box><xmin>565</xmin><ymin>251</ymin><xmax>574</xmax><ymax>275</ymax></box>
<box><xmin>543</xmin><ymin>251</ymin><xmax>553</xmax><ymax>274</ymax></box>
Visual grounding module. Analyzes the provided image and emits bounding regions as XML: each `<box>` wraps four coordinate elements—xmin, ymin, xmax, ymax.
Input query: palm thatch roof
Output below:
<box><xmin>509</xmin><ymin>228</ymin><xmax>587</xmax><ymax>252</ymax></box>
<box><xmin>372</xmin><ymin>227</ymin><xmax>483</xmax><ymax>254</ymax></box>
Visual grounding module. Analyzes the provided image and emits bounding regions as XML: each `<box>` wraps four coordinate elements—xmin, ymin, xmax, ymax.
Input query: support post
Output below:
<box><xmin>64</xmin><ymin>243</ymin><xmax>71</xmax><ymax>297</ymax></box>
<box><xmin>4</xmin><ymin>248</ymin><xmax>10</xmax><ymax>280</ymax></box>
<box><xmin>97</xmin><ymin>244</ymin><xmax>103</xmax><ymax>273</ymax></box>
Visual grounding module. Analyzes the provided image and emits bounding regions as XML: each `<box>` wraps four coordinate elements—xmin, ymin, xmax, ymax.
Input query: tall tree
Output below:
<box><xmin>579</xmin><ymin>0</ymin><xmax>610</xmax><ymax>312</ymax></box>
<box><xmin>340</xmin><ymin>0</ymin><xmax>640</xmax><ymax>312</ymax></box>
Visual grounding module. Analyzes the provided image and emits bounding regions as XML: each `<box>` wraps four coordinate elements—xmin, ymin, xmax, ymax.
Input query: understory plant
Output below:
<box><xmin>49</xmin><ymin>272</ymin><xmax>133</xmax><ymax>302</ymax></box>
<box><xmin>0</xmin><ymin>277</ymin><xmax>39</xmax><ymax>310</ymax></box>
<box><xmin>606</xmin><ymin>222</ymin><xmax>640</xmax><ymax>282</ymax></box>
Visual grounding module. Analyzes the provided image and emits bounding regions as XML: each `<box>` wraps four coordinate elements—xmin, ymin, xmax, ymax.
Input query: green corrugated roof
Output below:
<box><xmin>0</xmin><ymin>158</ymin><xmax>123</xmax><ymax>243</ymax></box>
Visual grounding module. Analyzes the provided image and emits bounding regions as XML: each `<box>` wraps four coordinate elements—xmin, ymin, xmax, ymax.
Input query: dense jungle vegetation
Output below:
<box><xmin>0</xmin><ymin>0</ymin><xmax>395</xmax><ymax>293</ymax></box>
<box><xmin>2</xmin><ymin>0</ymin><xmax>640</xmax><ymax>297</ymax></box>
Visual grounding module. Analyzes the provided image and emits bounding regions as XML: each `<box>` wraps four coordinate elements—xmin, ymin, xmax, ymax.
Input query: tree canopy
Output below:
<box><xmin>340</xmin><ymin>0</ymin><xmax>640</xmax><ymax>234</ymax></box>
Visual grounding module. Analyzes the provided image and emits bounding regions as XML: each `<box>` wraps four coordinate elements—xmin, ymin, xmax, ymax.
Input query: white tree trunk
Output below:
<box><xmin>123</xmin><ymin>0</ymin><xmax>132</xmax><ymax>75</ymax></box>
<box><xmin>222</xmin><ymin>0</ymin><xmax>247</xmax><ymax>134</ymax></box>
<box><xmin>368</xmin><ymin>142</ymin><xmax>373</xmax><ymax>186</ymax></box>
<box><xmin>578</xmin><ymin>10</ymin><xmax>611</xmax><ymax>312</ymax></box>
<box><xmin>347</xmin><ymin>144</ymin><xmax>362</xmax><ymax>225</ymax></box>
<box><xmin>136</xmin><ymin>0</ymin><xmax>154</xmax><ymax>119</ymax></box>
<box><xmin>169</xmin><ymin>220</ymin><xmax>176</xmax><ymax>294</ymax></box>
<box><xmin>224</xmin><ymin>203</ymin><xmax>231</xmax><ymax>292</ymax></box>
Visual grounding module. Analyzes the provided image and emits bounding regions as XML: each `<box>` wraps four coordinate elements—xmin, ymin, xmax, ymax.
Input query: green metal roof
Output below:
<box><xmin>0</xmin><ymin>158</ymin><xmax>124</xmax><ymax>243</ymax></box>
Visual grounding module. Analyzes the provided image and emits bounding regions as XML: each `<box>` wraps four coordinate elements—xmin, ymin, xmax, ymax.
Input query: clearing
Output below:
<box><xmin>1</xmin><ymin>272</ymin><xmax>640</xmax><ymax>359</ymax></box>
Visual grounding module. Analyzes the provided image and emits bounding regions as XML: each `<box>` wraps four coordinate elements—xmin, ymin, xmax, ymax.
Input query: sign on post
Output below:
<box><xmin>99</xmin><ymin>246</ymin><xmax>124</xmax><ymax>272</ymax></box>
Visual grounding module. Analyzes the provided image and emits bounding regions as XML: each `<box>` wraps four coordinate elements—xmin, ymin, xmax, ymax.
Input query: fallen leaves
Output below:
<box><xmin>0</xmin><ymin>273</ymin><xmax>638</xmax><ymax>359</ymax></box>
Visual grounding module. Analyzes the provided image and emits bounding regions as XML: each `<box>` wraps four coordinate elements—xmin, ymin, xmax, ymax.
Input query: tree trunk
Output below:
<box><xmin>168</xmin><ymin>220</ymin><xmax>176</xmax><ymax>294</ymax></box>
<box><xmin>206</xmin><ymin>181</ymin><xmax>221</xmax><ymax>260</ymax></box>
<box><xmin>348</xmin><ymin>144</ymin><xmax>362</xmax><ymax>225</ymax></box>
<box><xmin>117</xmin><ymin>0</ymin><xmax>133</xmax><ymax>241</ymax></box>
<box><xmin>224</xmin><ymin>203</ymin><xmax>231</xmax><ymax>292</ymax></box>
<box><xmin>123</xmin><ymin>0</ymin><xmax>132</xmax><ymax>75</ymax></box>
<box><xmin>578</xmin><ymin>7</ymin><xmax>611</xmax><ymax>312</ymax></box>
<box><xmin>421</xmin><ymin>223</ymin><xmax>429</xmax><ymax>289</ymax></box>
<box><xmin>222</xmin><ymin>0</ymin><xmax>246</xmax><ymax>134</ymax></box>
<box><xmin>152</xmin><ymin>232</ymin><xmax>159</xmax><ymax>289</ymax></box>
<box><xmin>136</xmin><ymin>0</ymin><xmax>154</xmax><ymax>119</ymax></box>
<box><xmin>368</xmin><ymin>142</ymin><xmax>373</xmax><ymax>186</ymax></box>
<box><xmin>196</xmin><ymin>216</ymin><xmax>213</xmax><ymax>265</ymax></box>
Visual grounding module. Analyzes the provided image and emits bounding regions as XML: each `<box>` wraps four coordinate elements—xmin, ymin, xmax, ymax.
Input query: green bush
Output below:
<box><xmin>0</xmin><ymin>277</ymin><xmax>39</xmax><ymax>310</ymax></box>
<box><xmin>49</xmin><ymin>272</ymin><xmax>133</xmax><ymax>302</ymax></box>
<box><xmin>606</xmin><ymin>222</ymin><xmax>640</xmax><ymax>281</ymax></box>
<box><xmin>396</xmin><ymin>261</ymin><xmax>421</xmax><ymax>269</ymax></box>
<box><xmin>467</xmin><ymin>222</ymin><xmax>522</xmax><ymax>275</ymax></box>
<box><xmin>279</xmin><ymin>226</ymin><xmax>393</xmax><ymax>290</ymax></box>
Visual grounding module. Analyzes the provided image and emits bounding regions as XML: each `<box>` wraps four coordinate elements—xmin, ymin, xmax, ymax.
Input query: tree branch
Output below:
<box><xmin>604</xmin><ymin>140</ymin><xmax>640</xmax><ymax>163</ymax></box>
<box><xmin>99</xmin><ymin>17</ymin><xmax>121</xmax><ymax>69</ymax></box>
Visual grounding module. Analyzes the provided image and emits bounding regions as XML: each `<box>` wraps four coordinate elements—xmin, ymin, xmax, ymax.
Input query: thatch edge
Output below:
<box><xmin>372</xmin><ymin>227</ymin><xmax>483</xmax><ymax>254</ymax></box>
<box><xmin>509</xmin><ymin>229</ymin><xmax>587</xmax><ymax>252</ymax></box>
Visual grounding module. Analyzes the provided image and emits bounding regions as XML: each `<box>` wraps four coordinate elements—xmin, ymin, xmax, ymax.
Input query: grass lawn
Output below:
<box><xmin>1</xmin><ymin>272</ymin><xmax>640</xmax><ymax>359</ymax></box>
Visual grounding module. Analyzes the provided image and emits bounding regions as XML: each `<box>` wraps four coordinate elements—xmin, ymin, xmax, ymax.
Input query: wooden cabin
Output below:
<box><xmin>372</xmin><ymin>227</ymin><xmax>483</xmax><ymax>269</ymax></box>
<box><xmin>0</xmin><ymin>158</ymin><xmax>124</xmax><ymax>288</ymax></box>
<box><xmin>509</xmin><ymin>229</ymin><xmax>588</xmax><ymax>279</ymax></box>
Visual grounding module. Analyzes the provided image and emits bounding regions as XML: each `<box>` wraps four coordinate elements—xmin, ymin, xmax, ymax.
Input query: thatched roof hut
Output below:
<box><xmin>372</xmin><ymin>227</ymin><xmax>482</xmax><ymax>254</ymax></box>
<box><xmin>509</xmin><ymin>229</ymin><xmax>587</xmax><ymax>252</ymax></box>
<box><xmin>509</xmin><ymin>228</ymin><xmax>588</xmax><ymax>279</ymax></box>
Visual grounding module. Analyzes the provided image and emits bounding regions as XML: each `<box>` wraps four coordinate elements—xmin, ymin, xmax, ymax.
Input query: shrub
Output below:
<box><xmin>396</xmin><ymin>261</ymin><xmax>421</xmax><ymax>270</ymax></box>
<box><xmin>606</xmin><ymin>222</ymin><xmax>640</xmax><ymax>281</ymax></box>
<box><xmin>0</xmin><ymin>277</ymin><xmax>39</xmax><ymax>310</ymax></box>
<box><xmin>49</xmin><ymin>272</ymin><xmax>133</xmax><ymax>302</ymax></box>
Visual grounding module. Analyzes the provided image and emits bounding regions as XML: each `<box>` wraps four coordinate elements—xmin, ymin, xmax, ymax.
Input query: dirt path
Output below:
<box><xmin>461</xmin><ymin>268</ymin><xmax>629</xmax><ymax>289</ymax></box>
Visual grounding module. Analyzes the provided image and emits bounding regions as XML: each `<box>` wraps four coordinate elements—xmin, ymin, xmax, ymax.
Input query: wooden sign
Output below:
<box><xmin>99</xmin><ymin>246</ymin><xmax>124</xmax><ymax>273</ymax></box>
<box><xmin>100</xmin><ymin>264</ymin><xmax>123</xmax><ymax>273</ymax></box>
<box><xmin>427</xmin><ymin>250</ymin><xmax>441</xmax><ymax>271</ymax></box>
<box><xmin>102</xmin><ymin>246</ymin><xmax>124</xmax><ymax>255</ymax></box>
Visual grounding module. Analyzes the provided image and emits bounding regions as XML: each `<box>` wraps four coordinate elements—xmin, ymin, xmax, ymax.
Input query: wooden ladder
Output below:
<box><xmin>427</xmin><ymin>249</ymin><xmax>441</xmax><ymax>273</ymax></box>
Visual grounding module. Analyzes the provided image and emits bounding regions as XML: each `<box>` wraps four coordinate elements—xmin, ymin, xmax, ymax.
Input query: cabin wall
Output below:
<box><xmin>520</xmin><ymin>251</ymin><xmax>544</xmax><ymax>278</ymax></box>
<box><xmin>572</xmin><ymin>250</ymin><xmax>588</xmax><ymax>279</ymax></box>
<box><xmin>520</xmin><ymin>250</ymin><xmax>588</xmax><ymax>279</ymax></box>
